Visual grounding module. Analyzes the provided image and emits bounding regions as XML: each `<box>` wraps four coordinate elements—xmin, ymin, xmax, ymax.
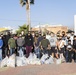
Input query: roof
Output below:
<box><xmin>0</xmin><ymin>28</ymin><xmax>9</xmax><ymax>32</ymax></box>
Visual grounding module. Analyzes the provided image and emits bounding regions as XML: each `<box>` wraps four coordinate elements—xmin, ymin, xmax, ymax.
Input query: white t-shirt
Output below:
<box><xmin>46</xmin><ymin>35</ymin><xmax>51</xmax><ymax>41</ymax></box>
<box><xmin>49</xmin><ymin>37</ymin><xmax>57</xmax><ymax>47</ymax></box>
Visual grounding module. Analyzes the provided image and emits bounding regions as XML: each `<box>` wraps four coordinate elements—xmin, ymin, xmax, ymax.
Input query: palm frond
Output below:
<box><xmin>30</xmin><ymin>0</ymin><xmax>34</xmax><ymax>4</ymax></box>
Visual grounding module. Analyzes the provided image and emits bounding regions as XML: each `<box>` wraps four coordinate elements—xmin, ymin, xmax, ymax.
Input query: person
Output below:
<box><xmin>66</xmin><ymin>40</ymin><xmax>73</xmax><ymax>62</ymax></box>
<box><xmin>34</xmin><ymin>34</ymin><xmax>40</xmax><ymax>58</ymax></box>
<box><xmin>62</xmin><ymin>31</ymin><xmax>66</xmax><ymax>40</ymax></box>
<box><xmin>17</xmin><ymin>34</ymin><xmax>25</xmax><ymax>57</ymax></box>
<box><xmin>25</xmin><ymin>32</ymin><xmax>34</xmax><ymax>58</ymax></box>
<box><xmin>3</xmin><ymin>32</ymin><xmax>11</xmax><ymax>57</ymax></box>
<box><xmin>49</xmin><ymin>33</ymin><xmax>58</xmax><ymax>58</ymax></box>
<box><xmin>8</xmin><ymin>35</ymin><xmax>16</xmax><ymax>56</ymax></box>
<box><xmin>1</xmin><ymin>34</ymin><xmax>5</xmax><ymax>59</ymax></box>
<box><xmin>57</xmin><ymin>35</ymin><xmax>65</xmax><ymax>61</ymax></box>
<box><xmin>73</xmin><ymin>35</ymin><xmax>76</xmax><ymax>62</ymax></box>
<box><xmin>13</xmin><ymin>34</ymin><xmax>18</xmax><ymax>55</ymax></box>
<box><xmin>0</xmin><ymin>35</ymin><xmax>3</xmax><ymax>61</ymax></box>
<box><xmin>38</xmin><ymin>33</ymin><xmax>43</xmax><ymax>43</ymax></box>
<box><xmin>40</xmin><ymin>34</ymin><xmax>51</xmax><ymax>55</ymax></box>
<box><xmin>46</xmin><ymin>32</ymin><xmax>51</xmax><ymax>41</ymax></box>
<box><xmin>70</xmin><ymin>31</ymin><xmax>74</xmax><ymax>45</ymax></box>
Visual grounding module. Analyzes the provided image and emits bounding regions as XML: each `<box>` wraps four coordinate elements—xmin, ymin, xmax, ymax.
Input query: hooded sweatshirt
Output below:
<box><xmin>0</xmin><ymin>39</ymin><xmax>3</xmax><ymax>49</ymax></box>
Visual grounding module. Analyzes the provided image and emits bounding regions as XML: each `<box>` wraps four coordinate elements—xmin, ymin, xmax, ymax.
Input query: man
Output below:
<box><xmin>17</xmin><ymin>34</ymin><xmax>25</xmax><ymax>57</ymax></box>
<box><xmin>8</xmin><ymin>35</ymin><xmax>16</xmax><ymax>56</ymax></box>
<box><xmin>49</xmin><ymin>33</ymin><xmax>58</xmax><ymax>58</ymax></box>
<box><xmin>0</xmin><ymin>35</ymin><xmax>3</xmax><ymax>61</ymax></box>
<box><xmin>3</xmin><ymin>32</ymin><xmax>10</xmax><ymax>57</ymax></box>
<box><xmin>40</xmin><ymin>34</ymin><xmax>51</xmax><ymax>55</ymax></box>
<box><xmin>73</xmin><ymin>35</ymin><xmax>76</xmax><ymax>62</ymax></box>
<box><xmin>66</xmin><ymin>40</ymin><xmax>73</xmax><ymax>62</ymax></box>
<box><xmin>25</xmin><ymin>32</ymin><xmax>34</xmax><ymax>58</ymax></box>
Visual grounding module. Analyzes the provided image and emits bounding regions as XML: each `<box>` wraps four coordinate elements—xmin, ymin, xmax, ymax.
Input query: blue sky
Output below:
<box><xmin>0</xmin><ymin>0</ymin><xmax>76</xmax><ymax>29</ymax></box>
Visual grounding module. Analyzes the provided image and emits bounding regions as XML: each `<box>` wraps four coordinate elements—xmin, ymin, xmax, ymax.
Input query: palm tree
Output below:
<box><xmin>20</xmin><ymin>0</ymin><xmax>34</xmax><ymax>31</ymax></box>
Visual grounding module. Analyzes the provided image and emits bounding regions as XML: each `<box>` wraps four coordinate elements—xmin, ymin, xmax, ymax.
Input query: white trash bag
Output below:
<box><xmin>16</xmin><ymin>56</ymin><xmax>27</xmax><ymax>66</ymax></box>
<box><xmin>16</xmin><ymin>57</ymin><xmax>22</xmax><ymax>66</ymax></box>
<box><xmin>34</xmin><ymin>59</ymin><xmax>41</xmax><ymax>65</ymax></box>
<box><xmin>7</xmin><ymin>54</ymin><xmax>16</xmax><ymax>67</ymax></box>
<box><xmin>45</xmin><ymin>56</ymin><xmax>54</xmax><ymax>64</ymax></box>
<box><xmin>28</xmin><ymin>53</ymin><xmax>37</xmax><ymax>65</ymax></box>
<box><xmin>26</xmin><ymin>53</ymin><xmax>41</xmax><ymax>65</ymax></box>
<box><xmin>40</xmin><ymin>54</ymin><xmax>49</xmax><ymax>64</ymax></box>
<box><xmin>0</xmin><ymin>56</ymin><xmax>8</xmax><ymax>68</ymax></box>
<box><xmin>56</xmin><ymin>58</ymin><xmax>62</xmax><ymax>64</ymax></box>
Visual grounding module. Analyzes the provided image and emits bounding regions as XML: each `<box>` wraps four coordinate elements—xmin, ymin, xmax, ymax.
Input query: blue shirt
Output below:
<box><xmin>0</xmin><ymin>39</ymin><xmax>3</xmax><ymax>49</ymax></box>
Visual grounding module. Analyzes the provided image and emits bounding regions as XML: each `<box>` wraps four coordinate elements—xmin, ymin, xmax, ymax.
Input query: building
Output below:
<box><xmin>31</xmin><ymin>24</ymin><xmax>68</xmax><ymax>34</ymax></box>
<box><xmin>0</xmin><ymin>28</ymin><xmax>10</xmax><ymax>34</ymax></box>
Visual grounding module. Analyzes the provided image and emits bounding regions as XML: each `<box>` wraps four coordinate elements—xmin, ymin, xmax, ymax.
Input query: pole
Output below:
<box><xmin>28</xmin><ymin>0</ymin><xmax>31</xmax><ymax>31</ymax></box>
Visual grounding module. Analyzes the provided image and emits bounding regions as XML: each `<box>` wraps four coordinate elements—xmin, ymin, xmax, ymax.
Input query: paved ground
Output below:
<box><xmin>0</xmin><ymin>63</ymin><xmax>76</xmax><ymax>75</ymax></box>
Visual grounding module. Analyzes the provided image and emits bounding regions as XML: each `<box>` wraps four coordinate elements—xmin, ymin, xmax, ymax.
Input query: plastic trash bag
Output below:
<box><xmin>27</xmin><ymin>53</ymin><xmax>37</xmax><ymax>65</ymax></box>
<box><xmin>56</xmin><ymin>58</ymin><xmax>62</xmax><ymax>64</ymax></box>
<box><xmin>16</xmin><ymin>56</ymin><xmax>27</xmax><ymax>67</ymax></box>
<box><xmin>26</xmin><ymin>53</ymin><xmax>41</xmax><ymax>65</ymax></box>
<box><xmin>45</xmin><ymin>56</ymin><xmax>54</xmax><ymax>64</ymax></box>
<box><xmin>0</xmin><ymin>56</ymin><xmax>8</xmax><ymax>68</ymax></box>
<box><xmin>34</xmin><ymin>59</ymin><xmax>41</xmax><ymax>65</ymax></box>
<box><xmin>7</xmin><ymin>54</ymin><xmax>15</xmax><ymax>67</ymax></box>
<box><xmin>40</xmin><ymin>54</ymin><xmax>49</xmax><ymax>64</ymax></box>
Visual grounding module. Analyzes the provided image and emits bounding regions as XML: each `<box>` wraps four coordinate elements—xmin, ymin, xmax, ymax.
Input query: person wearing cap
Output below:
<box><xmin>66</xmin><ymin>40</ymin><xmax>73</xmax><ymax>62</ymax></box>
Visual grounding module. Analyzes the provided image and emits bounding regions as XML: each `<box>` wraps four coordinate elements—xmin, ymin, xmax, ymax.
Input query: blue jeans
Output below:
<box><xmin>10</xmin><ymin>48</ymin><xmax>15</xmax><ymax>56</ymax></box>
<box><xmin>35</xmin><ymin>47</ymin><xmax>40</xmax><ymax>58</ymax></box>
<box><xmin>0</xmin><ymin>49</ymin><xmax>2</xmax><ymax>61</ymax></box>
<box><xmin>18</xmin><ymin>47</ymin><xmax>24</xmax><ymax>57</ymax></box>
<box><xmin>65</xmin><ymin>50</ymin><xmax>69</xmax><ymax>62</ymax></box>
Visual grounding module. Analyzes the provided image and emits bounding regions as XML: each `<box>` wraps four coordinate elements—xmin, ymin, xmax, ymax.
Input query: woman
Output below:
<box><xmin>34</xmin><ymin>34</ymin><xmax>40</xmax><ymax>58</ymax></box>
<box><xmin>57</xmin><ymin>35</ymin><xmax>65</xmax><ymax>61</ymax></box>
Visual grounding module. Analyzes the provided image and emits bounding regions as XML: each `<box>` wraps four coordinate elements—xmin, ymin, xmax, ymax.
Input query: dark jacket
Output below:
<box><xmin>25</xmin><ymin>34</ymin><xmax>33</xmax><ymax>46</ymax></box>
<box><xmin>73</xmin><ymin>40</ymin><xmax>76</xmax><ymax>49</ymax></box>
<box><xmin>2</xmin><ymin>35</ymin><xmax>10</xmax><ymax>48</ymax></box>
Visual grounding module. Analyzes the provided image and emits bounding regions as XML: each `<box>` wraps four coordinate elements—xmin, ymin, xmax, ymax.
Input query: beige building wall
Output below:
<box><xmin>31</xmin><ymin>25</ymin><xmax>68</xmax><ymax>34</ymax></box>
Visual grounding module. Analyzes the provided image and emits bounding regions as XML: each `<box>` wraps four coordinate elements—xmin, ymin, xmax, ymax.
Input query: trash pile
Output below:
<box><xmin>0</xmin><ymin>53</ymin><xmax>63</xmax><ymax>68</ymax></box>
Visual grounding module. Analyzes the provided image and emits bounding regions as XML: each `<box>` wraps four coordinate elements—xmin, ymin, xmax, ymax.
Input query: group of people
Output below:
<box><xmin>0</xmin><ymin>31</ymin><xmax>76</xmax><ymax>63</ymax></box>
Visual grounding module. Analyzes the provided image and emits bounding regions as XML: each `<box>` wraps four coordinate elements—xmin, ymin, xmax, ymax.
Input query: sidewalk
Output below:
<box><xmin>0</xmin><ymin>63</ymin><xmax>76</xmax><ymax>75</ymax></box>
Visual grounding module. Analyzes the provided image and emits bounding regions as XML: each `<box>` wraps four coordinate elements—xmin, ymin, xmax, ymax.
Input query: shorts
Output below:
<box><xmin>47</xmin><ymin>49</ymin><xmax>52</xmax><ymax>56</ymax></box>
<box><xmin>51</xmin><ymin>47</ymin><xmax>57</xmax><ymax>53</ymax></box>
<box><xmin>58</xmin><ymin>47</ymin><xmax>65</xmax><ymax>54</ymax></box>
